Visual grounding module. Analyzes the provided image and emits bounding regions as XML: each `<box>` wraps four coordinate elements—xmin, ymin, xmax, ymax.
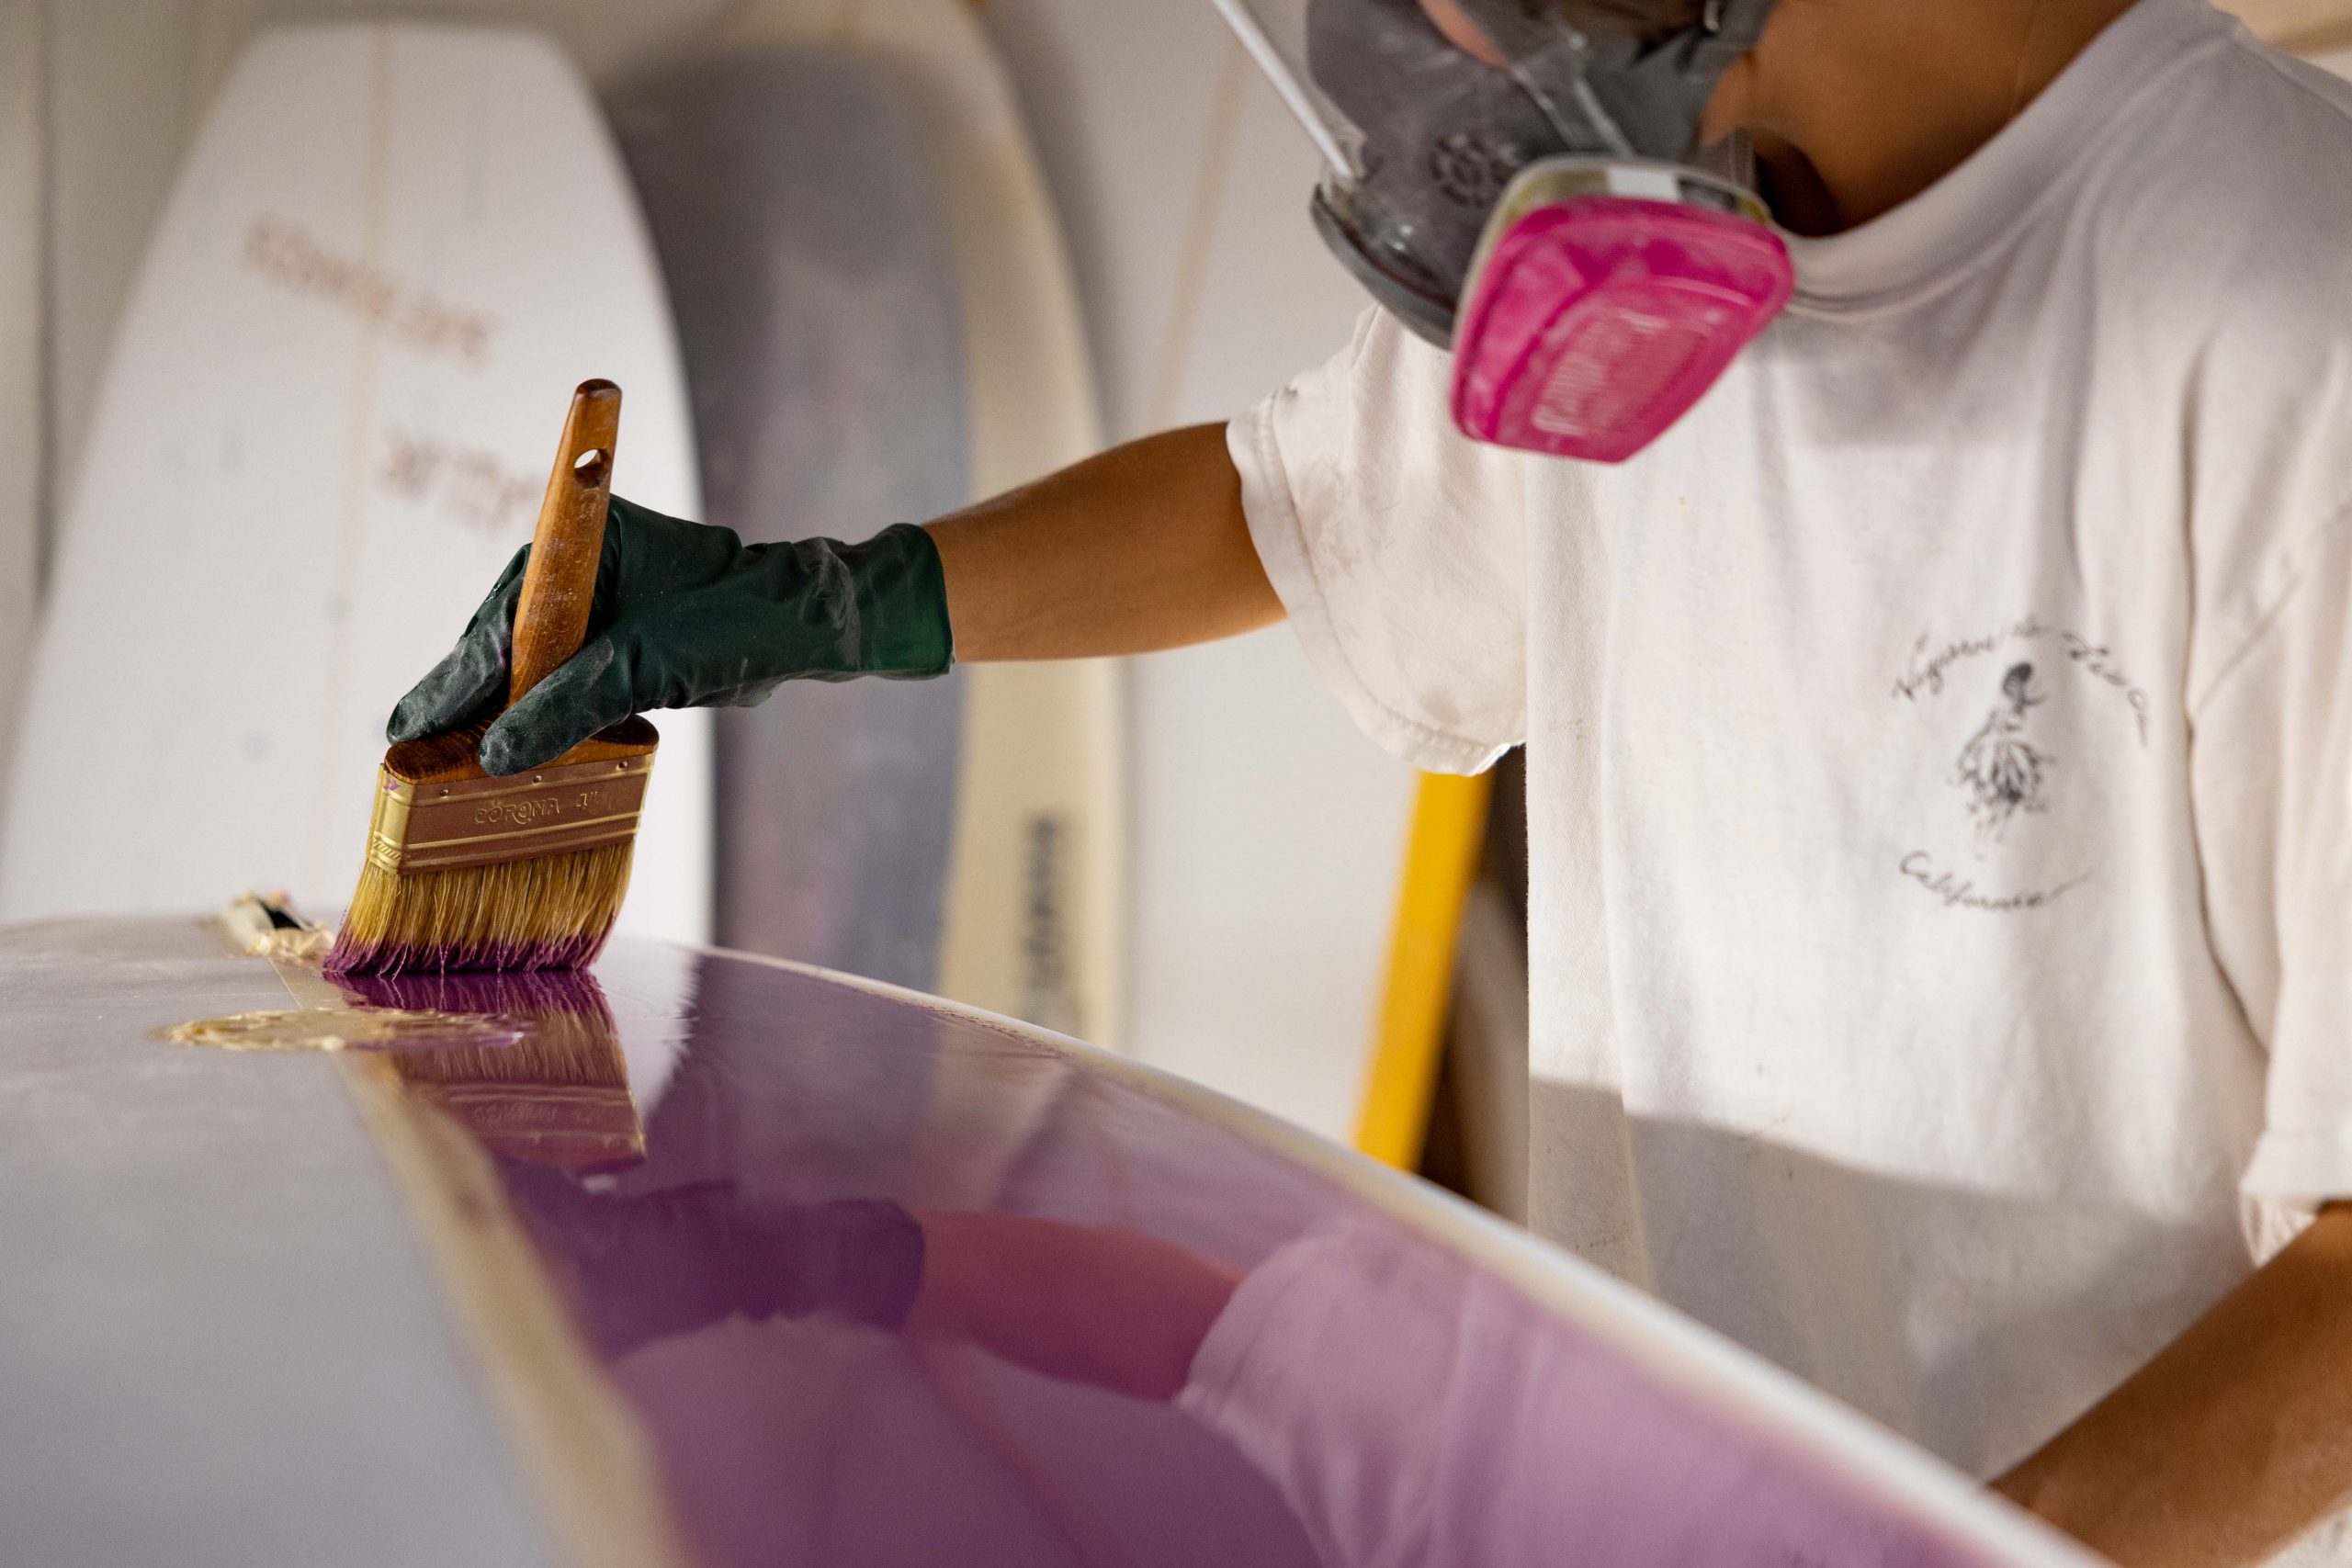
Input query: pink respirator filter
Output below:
<box><xmin>1451</xmin><ymin>194</ymin><xmax>1794</xmax><ymax>464</ymax></box>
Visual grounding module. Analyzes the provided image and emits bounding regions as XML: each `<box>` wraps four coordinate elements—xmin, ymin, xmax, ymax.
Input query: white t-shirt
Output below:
<box><xmin>1232</xmin><ymin>0</ymin><xmax>2352</xmax><ymax>1489</ymax></box>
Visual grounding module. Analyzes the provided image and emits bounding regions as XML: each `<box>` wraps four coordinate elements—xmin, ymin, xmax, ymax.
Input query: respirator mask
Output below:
<box><xmin>1213</xmin><ymin>0</ymin><xmax>1791</xmax><ymax>462</ymax></box>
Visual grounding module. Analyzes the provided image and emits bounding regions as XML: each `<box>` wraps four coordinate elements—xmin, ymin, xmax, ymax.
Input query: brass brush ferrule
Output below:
<box><xmin>365</xmin><ymin>751</ymin><xmax>654</xmax><ymax>875</ymax></box>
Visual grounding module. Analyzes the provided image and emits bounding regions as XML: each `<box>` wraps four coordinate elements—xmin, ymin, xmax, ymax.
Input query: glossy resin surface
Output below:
<box><xmin>0</xmin><ymin>918</ymin><xmax>2086</xmax><ymax>1568</ymax></box>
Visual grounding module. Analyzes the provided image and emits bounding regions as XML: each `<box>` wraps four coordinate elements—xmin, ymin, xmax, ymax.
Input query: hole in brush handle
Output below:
<box><xmin>571</xmin><ymin>448</ymin><xmax>611</xmax><ymax>491</ymax></box>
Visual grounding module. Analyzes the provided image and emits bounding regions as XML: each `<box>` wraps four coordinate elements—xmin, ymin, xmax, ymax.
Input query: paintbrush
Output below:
<box><xmin>336</xmin><ymin>967</ymin><xmax>645</xmax><ymax>1174</ymax></box>
<box><xmin>328</xmin><ymin>379</ymin><xmax>655</xmax><ymax>976</ymax></box>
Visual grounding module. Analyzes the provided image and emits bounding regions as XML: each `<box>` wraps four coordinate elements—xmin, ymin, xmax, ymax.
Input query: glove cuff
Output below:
<box><xmin>843</xmin><ymin>522</ymin><xmax>955</xmax><ymax>678</ymax></box>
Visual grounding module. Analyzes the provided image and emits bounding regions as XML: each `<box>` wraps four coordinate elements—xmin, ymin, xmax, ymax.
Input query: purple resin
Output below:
<box><xmin>323</xmin><ymin>929</ymin><xmax>610</xmax><ymax>977</ymax></box>
<box><xmin>336</xmin><ymin>967</ymin><xmax>620</xmax><ymax>1021</ymax></box>
<box><xmin>361</xmin><ymin>939</ymin><xmax>2049</xmax><ymax>1568</ymax></box>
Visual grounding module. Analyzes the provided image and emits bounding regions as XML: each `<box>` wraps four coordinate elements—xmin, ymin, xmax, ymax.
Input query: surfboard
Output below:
<box><xmin>1</xmin><ymin>911</ymin><xmax>2102</xmax><ymax>1568</ymax></box>
<box><xmin>0</xmin><ymin>6</ymin><xmax>36</xmax><ymax>815</ymax></box>
<box><xmin>678</xmin><ymin>0</ymin><xmax>1125</xmax><ymax>1047</ymax></box>
<box><xmin>0</xmin><ymin>23</ymin><xmax>711</xmax><ymax>945</ymax></box>
<box><xmin>605</xmin><ymin>48</ymin><xmax>971</xmax><ymax>1000</ymax></box>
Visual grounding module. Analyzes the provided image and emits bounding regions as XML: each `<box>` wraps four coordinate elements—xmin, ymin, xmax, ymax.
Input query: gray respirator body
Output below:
<box><xmin>1218</xmin><ymin>0</ymin><xmax>1791</xmax><ymax>460</ymax></box>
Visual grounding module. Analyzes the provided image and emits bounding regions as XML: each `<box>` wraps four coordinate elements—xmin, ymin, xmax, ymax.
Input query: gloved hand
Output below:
<box><xmin>389</xmin><ymin>495</ymin><xmax>954</xmax><ymax>774</ymax></box>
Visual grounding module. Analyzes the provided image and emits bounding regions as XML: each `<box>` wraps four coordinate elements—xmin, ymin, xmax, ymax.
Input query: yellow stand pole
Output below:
<box><xmin>1354</xmin><ymin>770</ymin><xmax>1495</xmax><ymax>1169</ymax></box>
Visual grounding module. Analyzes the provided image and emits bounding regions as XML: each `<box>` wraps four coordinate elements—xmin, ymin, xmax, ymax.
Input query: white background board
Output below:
<box><xmin>0</xmin><ymin>2</ymin><xmax>40</xmax><ymax>807</ymax></box>
<box><xmin>0</xmin><ymin>25</ymin><xmax>708</xmax><ymax>943</ymax></box>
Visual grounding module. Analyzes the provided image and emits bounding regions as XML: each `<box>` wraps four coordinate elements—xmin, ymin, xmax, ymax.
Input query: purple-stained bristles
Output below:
<box><xmin>325</xmin><ymin>930</ymin><xmax>611</xmax><ymax>976</ymax></box>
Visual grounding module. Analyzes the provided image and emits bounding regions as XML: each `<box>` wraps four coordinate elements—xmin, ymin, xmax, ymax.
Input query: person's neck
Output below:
<box><xmin>1706</xmin><ymin>0</ymin><xmax>2143</xmax><ymax>237</ymax></box>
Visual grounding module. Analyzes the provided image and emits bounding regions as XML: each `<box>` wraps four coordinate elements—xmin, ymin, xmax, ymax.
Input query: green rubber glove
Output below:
<box><xmin>388</xmin><ymin>495</ymin><xmax>954</xmax><ymax>775</ymax></box>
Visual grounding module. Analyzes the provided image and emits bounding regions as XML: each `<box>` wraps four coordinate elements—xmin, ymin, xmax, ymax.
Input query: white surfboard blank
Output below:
<box><xmin>0</xmin><ymin>24</ymin><xmax>710</xmax><ymax>942</ymax></box>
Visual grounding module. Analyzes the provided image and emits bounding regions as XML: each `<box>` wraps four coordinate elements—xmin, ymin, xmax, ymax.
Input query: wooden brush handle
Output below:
<box><xmin>509</xmin><ymin>378</ymin><xmax>622</xmax><ymax>704</ymax></box>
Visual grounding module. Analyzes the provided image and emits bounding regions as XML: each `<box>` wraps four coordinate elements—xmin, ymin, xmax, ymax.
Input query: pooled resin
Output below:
<box><xmin>157</xmin><ymin>1008</ymin><xmax>526</xmax><ymax>1054</ymax></box>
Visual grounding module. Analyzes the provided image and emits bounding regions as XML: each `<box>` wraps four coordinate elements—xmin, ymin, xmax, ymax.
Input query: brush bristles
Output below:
<box><xmin>326</xmin><ymin>841</ymin><xmax>634</xmax><ymax>976</ymax></box>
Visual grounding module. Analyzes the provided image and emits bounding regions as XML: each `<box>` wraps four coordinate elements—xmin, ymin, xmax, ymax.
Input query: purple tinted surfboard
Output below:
<box><xmin>1</xmin><ymin>916</ymin><xmax>2096</xmax><ymax>1568</ymax></box>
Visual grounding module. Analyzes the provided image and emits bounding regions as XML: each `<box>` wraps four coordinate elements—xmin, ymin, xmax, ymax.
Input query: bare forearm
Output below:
<box><xmin>1994</xmin><ymin>1203</ymin><xmax>2352</xmax><ymax>1567</ymax></box>
<box><xmin>924</xmin><ymin>423</ymin><xmax>1282</xmax><ymax>661</ymax></box>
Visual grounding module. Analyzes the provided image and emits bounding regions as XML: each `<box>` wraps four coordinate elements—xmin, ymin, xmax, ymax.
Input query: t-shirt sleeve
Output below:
<box><xmin>1230</xmin><ymin>309</ymin><xmax>1527</xmax><ymax>774</ymax></box>
<box><xmin>2193</xmin><ymin>505</ymin><xmax>2352</xmax><ymax>1204</ymax></box>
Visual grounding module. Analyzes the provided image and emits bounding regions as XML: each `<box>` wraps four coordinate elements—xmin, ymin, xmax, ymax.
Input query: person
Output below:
<box><xmin>389</xmin><ymin>0</ymin><xmax>2352</xmax><ymax>1562</ymax></box>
